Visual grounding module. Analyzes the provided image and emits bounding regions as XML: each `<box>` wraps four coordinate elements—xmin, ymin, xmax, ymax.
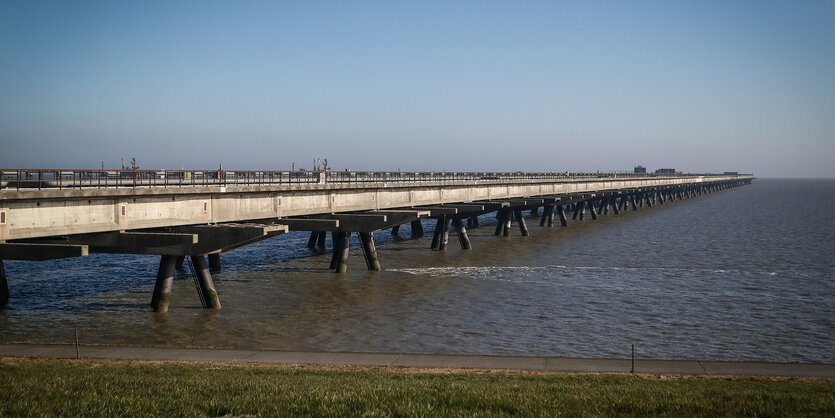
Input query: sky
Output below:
<box><xmin>1</xmin><ymin>1</ymin><xmax>833</xmax><ymax>177</ymax></box>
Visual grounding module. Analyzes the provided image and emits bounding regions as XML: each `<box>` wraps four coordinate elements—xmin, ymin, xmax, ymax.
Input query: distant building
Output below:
<box><xmin>655</xmin><ymin>168</ymin><xmax>676</xmax><ymax>174</ymax></box>
<box><xmin>633</xmin><ymin>165</ymin><xmax>646</xmax><ymax>174</ymax></box>
<box><xmin>724</xmin><ymin>171</ymin><xmax>738</xmax><ymax>175</ymax></box>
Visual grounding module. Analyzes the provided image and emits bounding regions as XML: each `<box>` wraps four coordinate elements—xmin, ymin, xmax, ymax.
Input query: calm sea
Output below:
<box><xmin>1</xmin><ymin>178</ymin><xmax>833</xmax><ymax>362</ymax></box>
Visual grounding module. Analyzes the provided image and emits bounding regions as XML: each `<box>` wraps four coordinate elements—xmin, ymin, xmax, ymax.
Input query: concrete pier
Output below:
<box><xmin>453</xmin><ymin>218</ymin><xmax>472</xmax><ymax>249</ymax></box>
<box><xmin>336</xmin><ymin>232</ymin><xmax>350</xmax><ymax>273</ymax></box>
<box><xmin>150</xmin><ymin>255</ymin><xmax>176</xmax><ymax>313</ymax></box>
<box><xmin>191</xmin><ymin>255</ymin><xmax>221</xmax><ymax>309</ymax></box>
<box><xmin>410</xmin><ymin>220</ymin><xmax>424</xmax><ymax>238</ymax></box>
<box><xmin>514</xmin><ymin>209</ymin><xmax>529</xmax><ymax>236</ymax></box>
<box><xmin>359</xmin><ymin>232</ymin><xmax>381</xmax><ymax>271</ymax></box>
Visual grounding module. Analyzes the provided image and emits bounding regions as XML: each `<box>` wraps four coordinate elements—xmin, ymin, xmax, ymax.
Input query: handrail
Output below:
<box><xmin>0</xmin><ymin>168</ymin><xmax>752</xmax><ymax>191</ymax></box>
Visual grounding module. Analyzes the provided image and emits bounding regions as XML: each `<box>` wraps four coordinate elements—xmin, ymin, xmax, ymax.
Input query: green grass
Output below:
<box><xmin>1</xmin><ymin>358</ymin><xmax>833</xmax><ymax>417</ymax></box>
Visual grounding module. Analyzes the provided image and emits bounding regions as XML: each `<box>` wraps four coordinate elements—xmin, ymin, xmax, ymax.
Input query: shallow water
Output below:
<box><xmin>2</xmin><ymin>179</ymin><xmax>833</xmax><ymax>362</ymax></box>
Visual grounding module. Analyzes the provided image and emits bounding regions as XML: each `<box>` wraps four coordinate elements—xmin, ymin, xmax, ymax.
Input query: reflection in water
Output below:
<box><xmin>1</xmin><ymin>179</ymin><xmax>834</xmax><ymax>362</ymax></box>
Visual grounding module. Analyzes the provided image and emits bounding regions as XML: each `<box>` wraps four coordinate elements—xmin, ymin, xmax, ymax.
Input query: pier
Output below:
<box><xmin>0</xmin><ymin>169</ymin><xmax>752</xmax><ymax>311</ymax></box>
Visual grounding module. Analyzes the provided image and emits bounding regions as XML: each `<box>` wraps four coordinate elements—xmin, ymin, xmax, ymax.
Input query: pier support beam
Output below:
<box><xmin>391</xmin><ymin>225</ymin><xmax>400</xmax><ymax>236</ymax></box>
<box><xmin>514</xmin><ymin>208</ymin><xmax>529</xmax><ymax>236</ymax></box>
<box><xmin>150</xmin><ymin>255</ymin><xmax>176</xmax><ymax>313</ymax></box>
<box><xmin>453</xmin><ymin>218</ymin><xmax>472</xmax><ymax>249</ymax></box>
<box><xmin>307</xmin><ymin>231</ymin><xmax>318</xmax><ymax>249</ymax></box>
<box><xmin>335</xmin><ymin>231</ymin><xmax>350</xmax><ymax>273</ymax></box>
<box><xmin>191</xmin><ymin>255</ymin><xmax>221</xmax><ymax>309</ymax></box>
<box><xmin>612</xmin><ymin>197</ymin><xmax>621</xmax><ymax>215</ymax></box>
<box><xmin>359</xmin><ymin>232</ymin><xmax>381</xmax><ymax>271</ymax></box>
<box><xmin>0</xmin><ymin>260</ymin><xmax>8</xmax><ymax>308</ymax></box>
<box><xmin>588</xmin><ymin>201</ymin><xmax>598</xmax><ymax>220</ymax></box>
<box><xmin>317</xmin><ymin>232</ymin><xmax>327</xmax><ymax>251</ymax></box>
<box><xmin>208</xmin><ymin>253</ymin><xmax>222</xmax><ymax>273</ymax></box>
<box><xmin>540</xmin><ymin>204</ymin><xmax>555</xmax><ymax>227</ymax></box>
<box><xmin>556</xmin><ymin>205</ymin><xmax>568</xmax><ymax>227</ymax></box>
<box><xmin>410</xmin><ymin>220</ymin><xmax>424</xmax><ymax>238</ymax></box>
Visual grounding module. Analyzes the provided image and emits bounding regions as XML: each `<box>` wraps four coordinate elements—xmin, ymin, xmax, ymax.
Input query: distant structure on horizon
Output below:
<box><xmin>655</xmin><ymin>168</ymin><xmax>677</xmax><ymax>174</ymax></box>
<box><xmin>634</xmin><ymin>165</ymin><xmax>647</xmax><ymax>174</ymax></box>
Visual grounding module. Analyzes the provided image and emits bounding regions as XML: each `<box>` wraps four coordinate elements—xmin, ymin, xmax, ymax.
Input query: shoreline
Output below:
<box><xmin>2</xmin><ymin>343</ymin><xmax>832</xmax><ymax>378</ymax></box>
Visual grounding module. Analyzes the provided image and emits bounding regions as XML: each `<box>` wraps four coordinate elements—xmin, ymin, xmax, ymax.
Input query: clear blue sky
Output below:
<box><xmin>1</xmin><ymin>1</ymin><xmax>833</xmax><ymax>177</ymax></box>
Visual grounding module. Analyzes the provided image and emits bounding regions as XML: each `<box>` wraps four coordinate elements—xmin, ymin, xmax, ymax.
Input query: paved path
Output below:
<box><xmin>1</xmin><ymin>344</ymin><xmax>832</xmax><ymax>378</ymax></box>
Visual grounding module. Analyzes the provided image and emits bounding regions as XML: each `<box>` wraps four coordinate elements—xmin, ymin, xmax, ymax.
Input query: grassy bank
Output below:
<box><xmin>1</xmin><ymin>358</ymin><xmax>833</xmax><ymax>417</ymax></box>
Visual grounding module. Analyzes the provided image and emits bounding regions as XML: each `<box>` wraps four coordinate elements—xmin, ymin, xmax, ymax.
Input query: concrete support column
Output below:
<box><xmin>598</xmin><ymin>199</ymin><xmax>607</xmax><ymax>215</ymax></box>
<box><xmin>359</xmin><ymin>232</ymin><xmax>381</xmax><ymax>271</ymax></box>
<box><xmin>612</xmin><ymin>197</ymin><xmax>621</xmax><ymax>215</ymax></box>
<box><xmin>540</xmin><ymin>204</ymin><xmax>554</xmax><ymax>227</ymax></box>
<box><xmin>440</xmin><ymin>216</ymin><xmax>451</xmax><ymax>251</ymax></box>
<box><xmin>0</xmin><ymin>260</ymin><xmax>9</xmax><ymax>308</ymax></box>
<box><xmin>514</xmin><ymin>208</ymin><xmax>529</xmax><ymax>236</ymax></box>
<box><xmin>336</xmin><ymin>231</ymin><xmax>350</xmax><ymax>273</ymax></box>
<box><xmin>588</xmin><ymin>200</ymin><xmax>598</xmax><ymax>220</ymax></box>
<box><xmin>453</xmin><ymin>218</ymin><xmax>472</xmax><ymax>250</ymax></box>
<box><xmin>316</xmin><ymin>232</ymin><xmax>327</xmax><ymax>251</ymax></box>
<box><xmin>431</xmin><ymin>216</ymin><xmax>445</xmax><ymax>249</ymax></box>
<box><xmin>572</xmin><ymin>203</ymin><xmax>581</xmax><ymax>220</ymax></box>
<box><xmin>150</xmin><ymin>255</ymin><xmax>176</xmax><ymax>313</ymax></box>
<box><xmin>191</xmin><ymin>255</ymin><xmax>221</xmax><ymax>309</ymax></box>
<box><xmin>529</xmin><ymin>207</ymin><xmax>539</xmax><ymax>217</ymax></box>
<box><xmin>630</xmin><ymin>195</ymin><xmax>638</xmax><ymax>211</ymax></box>
<box><xmin>391</xmin><ymin>225</ymin><xmax>400</xmax><ymax>236</ymax></box>
<box><xmin>410</xmin><ymin>220</ymin><xmax>424</xmax><ymax>238</ymax></box>
<box><xmin>208</xmin><ymin>253</ymin><xmax>222</xmax><ymax>273</ymax></box>
<box><xmin>556</xmin><ymin>205</ymin><xmax>568</xmax><ymax>227</ymax></box>
<box><xmin>329</xmin><ymin>231</ymin><xmax>341</xmax><ymax>269</ymax></box>
<box><xmin>494</xmin><ymin>210</ymin><xmax>508</xmax><ymax>236</ymax></box>
<box><xmin>307</xmin><ymin>231</ymin><xmax>318</xmax><ymax>249</ymax></box>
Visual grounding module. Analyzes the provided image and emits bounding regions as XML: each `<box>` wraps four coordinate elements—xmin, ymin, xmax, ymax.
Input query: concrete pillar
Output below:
<box><xmin>440</xmin><ymin>216</ymin><xmax>451</xmax><ymax>251</ymax></box>
<box><xmin>598</xmin><ymin>199</ymin><xmax>607</xmax><ymax>215</ymax></box>
<box><xmin>495</xmin><ymin>210</ymin><xmax>508</xmax><ymax>236</ymax></box>
<box><xmin>316</xmin><ymin>231</ymin><xmax>327</xmax><ymax>251</ymax></box>
<box><xmin>630</xmin><ymin>195</ymin><xmax>638</xmax><ymax>211</ymax></box>
<box><xmin>359</xmin><ymin>232</ymin><xmax>381</xmax><ymax>271</ymax></box>
<box><xmin>572</xmin><ymin>203</ymin><xmax>581</xmax><ymax>220</ymax></box>
<box><xmin>174</xmin><ymin>256</ymin><xmax>185</xmax><ymax>272</ymax></box>
<box><xmin>208</xmin><ymin>253</ymin><xmax>222</xmax><ymax>273</ymax></box>
<box><xmin>151</xmin><ymin>255</ymin><xmax>176</xmax><ymax>313</ymax></box>
<box><xmin>540</xmin><ymin>205</ymin><xmax>554</xmax><ymax>227</ymax></box>
<box><xmin>336</xmin><ymin>231</ymin><xmax>350</xmax><ymax>273</ymax></box>
<box><xmin>503</xmin><ymin>209</ymin><xmax>512</xmax><ymax>237</ymax></box>
<box><xmin>588</xmin><ymin>201</ymin><xmax>597</xmax><ymax>220</ymax></box>
<box><xmin>307</xmin><ymin>231</ymin><xmax>318</xmax><ymax>249</ymax></box>
<box><xmin>391</xmin><ymin>225</ymin><xmax>400</xmax><ymax>236</ymax></box>
<box><xmin>514</xmin><ymin>208</ymin><xmax>529</xmax><ymax>236</ymax></box>
<box><xmin>0</xmin><ymin>260</ymin><xmax>8</xmax><ymax>308</ymax></box>
<box><xmin>410</xmin><ymin>220</ymin><xmax>424</xmax><ymax>238</ymax></box>
<box><xmin>431</xmin><ymin>216</ymin><xmax>444</xmax><ymax>249</ymax></box>
<box><xmin>556</xmin><ymin>205</ymin><xmax>568</xmax><ymax>227</ymax></box>
<box><xmin>612</xmin><ymin>197</ymin><xmax>621</xmax><ymax>215</ymax></box>
<box><xmin>529</xmin><ymin>207</ymin><xmax>539</xmax><ymax>217</ymax></box>
<box><xmin>191</xmin><ymin>255</ymin><xmax>221</xmax><ymax>309</ymax></box>
<box><xmin>329</xmin><ymin>231</ymin><xmax>341</xmax><ymax>269</ymax></box>
<box><xmin>453</xmin><ymin>218</ymin><xmax>472</xmax><ymax>250</ymax></box>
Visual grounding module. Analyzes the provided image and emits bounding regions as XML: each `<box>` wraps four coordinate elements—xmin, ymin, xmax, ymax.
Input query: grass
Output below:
<box><xmin>1</xmin><ymin>358</ymin><xmax>833</xmax><ymax>417</ymax></box>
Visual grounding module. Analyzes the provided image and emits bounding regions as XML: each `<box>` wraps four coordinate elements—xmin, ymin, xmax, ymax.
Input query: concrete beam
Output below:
<box><xmin>170</xmin><ymin>223</ymin><xmax>288</xmax><ymax>255</ymax></box>
<box><xmin>0</xmin><ymin>243</ymin><xmax>89</xmax><ymax>260</ymax></box>
<box><xmin>329</xmin><ymin>214</ymin><xmax>387</xmax><ymax>232</ymax></box>
<box><xmin>272</xmin><ymin>218</ymin><xmax>340</xmax><ymax>231</ymax></box>
<box><xmin>22</xmin><ymin>231</ymin><xmax>199</xmax><ymax>255</ymax></box>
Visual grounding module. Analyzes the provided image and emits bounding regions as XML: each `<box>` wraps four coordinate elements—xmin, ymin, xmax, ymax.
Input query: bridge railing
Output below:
<box><xmin>0</xmin><ymin>168</ymin><xmax>748</xmax><ymax>191</ymax></box>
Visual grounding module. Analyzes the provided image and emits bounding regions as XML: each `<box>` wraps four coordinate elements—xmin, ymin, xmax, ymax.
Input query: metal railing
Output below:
<box><xmin>0</xmin><ymin>168</ymin><xmax>750</xmax><ymax>191</ymax></box>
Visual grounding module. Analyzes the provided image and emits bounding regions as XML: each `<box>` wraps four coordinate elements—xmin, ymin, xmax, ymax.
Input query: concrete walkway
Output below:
<box><xmin>1</xmin><ymin>344</ymin><xmax>833</xmax><ymax>378</ymax></box>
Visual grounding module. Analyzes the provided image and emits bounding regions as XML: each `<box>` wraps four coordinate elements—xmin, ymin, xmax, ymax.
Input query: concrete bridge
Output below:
<box><xmin>0</xmin><ymin>169</ymin><xmax>753</xmax><ymax>312</ymax></box>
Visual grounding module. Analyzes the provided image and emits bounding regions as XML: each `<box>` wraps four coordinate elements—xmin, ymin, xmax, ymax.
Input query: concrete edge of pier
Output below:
<box><xmin>1</xmin><ymin>344</ymin><xmax>832</xmax><ymax>379</ymax></box>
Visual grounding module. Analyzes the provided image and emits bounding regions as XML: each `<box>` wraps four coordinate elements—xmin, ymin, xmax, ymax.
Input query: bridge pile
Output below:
<box><xmin>0</xmin><ymin>170</ymin><xmax>752</xmax><ymax>312</ymax></box>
